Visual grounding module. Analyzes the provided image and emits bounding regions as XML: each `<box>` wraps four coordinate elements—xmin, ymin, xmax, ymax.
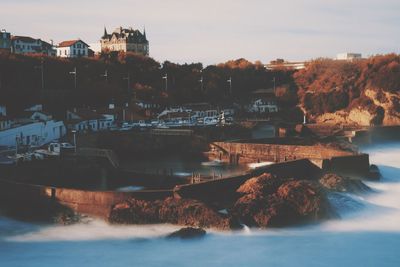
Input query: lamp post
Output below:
<box><xmin>199</xmin><ymin>70</ymin><xmax>204</xmax><ymax>91</ymax></box>
<box><xmin>123</xmin><ymin>73</ymin><xmax>133</xmax><ymax>100</ymax></box>
<box><xmin>34</xmin><ymin>58</ymin><xmax>45</xmax><ymax>90</ymax></box>
<box><xmin>69</xmin><ymin>67</ymin><xmax>77</xmax><ymax>89</ymax></box>
<box><xmin>162</xmin><ymin>73</ymin><xmax>168</xmax><ymax>91</ymax></box>
<box><xmin>101</xmin><ymin>70</ymin><xmax>108</xmax><ymax>82</ymax></box>
<box><xmin>227</xmin><ymin>76</ymin><xmax>232</xmax><ymax>95</ymax></box>
<box><xmin>272</xmin><ymin>77</ymin><xmax>276</xmax><ymax>94</ymax></box>
<box><xmin>71</xmin><ymin>130</ymin><xmax>77</xmax><ymax>153</ymax></box>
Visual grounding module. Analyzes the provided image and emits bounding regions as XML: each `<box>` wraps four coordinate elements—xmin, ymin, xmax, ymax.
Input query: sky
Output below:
<box><xmin>2</xmin><ymin>0</ymin><xmax>400</xmax><ymax>65</ymax></box>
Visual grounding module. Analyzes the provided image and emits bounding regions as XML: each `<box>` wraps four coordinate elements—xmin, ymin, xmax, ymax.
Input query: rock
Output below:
<box><xmin>159</xmin><ymin>197</ymin><xmax>232</xmax><ymax>230</ymax></box>
<box><xmin>367</xmin><ymin>164</ymin><xmax>381</xmax><ymax>180</ymax></box>
<box><xmin>232</xmin><ymin>176</ymin><xmax>332</xmax><ymax>228</ymax></box>
<box><xmin>276</xmin><ymin>180</ymin><xmax>331</xmax><ymax>221</ymax></box>
<box><xmin>236</xmin><ymin>173</ymin><xmax>286</xmax><ymax>196</ymax></box>
<box><xmin>167</xmin><ymin>227</ymin><xmax>206</xmax><ymax>239</ymax></box>
<box><xmin>109</xmin><ymin>197</ymin><xmax>233</xmax><ymax>230</ymax></box>
<box><xmin>109</xmin><ymin>199</ymin><xmax>160</xmax><ymax>224</ymax></box>
<box><xmin>319</xmin><ymin>173</ymin><xmax>371</xmax><ymax>193</ymax></box>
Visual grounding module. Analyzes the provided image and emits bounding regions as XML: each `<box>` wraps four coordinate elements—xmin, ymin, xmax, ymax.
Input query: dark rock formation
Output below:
<box><xmin>232</xmin><ymin>173</ymin><xmax>332</xmax><ymax>228</ymax></box>
<box><xmin>158</xmin><ymin>197</ymin><xmax>232</xmax><ymax>230</ymax></box>
<box><xmin>319</xmin><ymin>173</ymin><xmax>370</xmax><ymax>193</ymax></box>
<box><xmin>167</xmin><ymin>227</ymin><xmax>206</xmax><ymax>239</ymax></box>
<box><xmin>109</xmin><ymin>199</ymin><xmax>160</xmax><ymax>224</ymax></box>
<box><xmin>367</xmin><ymin>164</ymin><xmax>381</xmax><ymax>180</ymax></box>
<box><xmin>236</xmin><ymin>173</ymin><xmax>287</xmax><ymax>196</ymax></box>
<box><xmin>109</xmin><ymin>197</ymin><xmax>232</xmax><ymax>230</ymax></box>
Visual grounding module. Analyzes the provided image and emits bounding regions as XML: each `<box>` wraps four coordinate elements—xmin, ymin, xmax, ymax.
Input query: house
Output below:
<box><xmin>0</xmin><ymin>116</ymin><xmax>11</xmax><ymax>131</ymax></box>
<box><xmin>0</xmin><ymin>105</ymin><xmax>6</xmax><ymax>116</ymax></box>
<box><xmin>248</xmin><ymin>98</ymin><xmax>278</xmax><ymax>113</ymax></box>
<box><xmin>266</xmin><ymin>59</ymin><xmax>306</xmax><ymax>70</ymax></box>
<box><xmin>336</xmin><ymin>53</ymin><xmax>362</xmax><ymax>61</ymax></box>
<box><xmin>101</xmin><ymin>26</ymin><xmax>149</xmax><ymax>56</ymax></box>
<box><xmin>66</xmin><ymin>108</ymin><xmax>114</xmax><ymax>132</ymax></box>
<box><xmin>57</xmin><ymin>39</ymin><xmax>89</xmax><ymax>58</ymax></box>
<box><xmin>11</xmin><ymin>36</ymin><xmax>55</xmax><ymax>55</ymax></box>
<box><xmin>247</xmin><ymin>88</ymin><xmax>279</xmax><ymax>113</ymax></box>
<box><xmin>0</xmin><ymin>120</ymin><xmax>66</xmax><ymax>147</ymax></box>
<box><xmin>0</xmin><ymin>29</ymin><xmax>11</xmax><ymax>50</ymax></box>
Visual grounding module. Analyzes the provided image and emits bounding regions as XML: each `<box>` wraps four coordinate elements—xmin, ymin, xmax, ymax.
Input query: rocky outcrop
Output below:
<box><xmin>232</xmin><ymin>174</ymin><xmax>332</xmax><ymax>228</ymax></box>
<box><xmin>315</xmin><ymin>88</ymin><xmax>400</xmax><ymax>126</ymax></box>
<box><xmin>167</xmin><ymin>227</ymin><xmax>206</xmax><ymax>239</ymax></box>
<box><xmin>319</xmin><ymin>173</ymin><xmax>370</xmax><ymax>194</ymax></box>
<box><xmin>109</xmin><ymin>197</ymin><xmax>232</xmax><ymax>230</ymax></box>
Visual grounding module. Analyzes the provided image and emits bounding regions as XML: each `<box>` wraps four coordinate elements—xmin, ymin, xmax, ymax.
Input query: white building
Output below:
<box><xmin>0</xmin><ymin>29</ymin><xmax>11</xmax><ymax>50</ymax></box>
<box><xmin>336</xmin><ymin>53</ymin><xmax>362</xmax><ymax>61</ymax></box>
<box><xmin>0</xmin><ymin>120</ymin><xmax>66</xmax><ymax>147</ymax></box>
<box><xmin>248</xmin><ymin>98</ymin><xmax>278</xmax><ymax>113</ymax></box>
<box><xmin>0</xmin><ymin>105</ymin><xmax>6</xmax><ymax>116</ymax></box>
<box><xmin>11</xmin><ymin>36</ymin><xmax>55</xmax><ymax>56</ymax></box>
<box><xmin>66</xmin><ymin>108</ymin><xmax>114</xmax><ymax>132</ymax></box>
<box><xmin>57</xmin><ymin>40</ymin><xmax>89</xmax><ymax>58</ymax></box>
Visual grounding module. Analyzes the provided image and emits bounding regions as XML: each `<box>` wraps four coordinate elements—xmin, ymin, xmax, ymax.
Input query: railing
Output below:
<box><xmin>76</xmin><ymin>148</ymin><xmax>120</xmax><ymax>168</ymax></box>
<box><xmin>150</xmin><ymin>129</ymin><xmax>194</xmax><ymax>136</ymax></box>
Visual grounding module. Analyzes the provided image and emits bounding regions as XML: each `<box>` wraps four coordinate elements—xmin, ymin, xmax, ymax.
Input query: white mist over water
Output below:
<box><xmin>1</xmin><ymin>142</ymin><xmax>400</xmax><ymax>267</ymax></box>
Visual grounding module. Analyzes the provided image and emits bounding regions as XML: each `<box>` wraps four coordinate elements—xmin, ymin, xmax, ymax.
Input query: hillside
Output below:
<box><xmin>294</xmin><ymin>54</ymin><xmax>400</xmax><ymax>126</ymax></box>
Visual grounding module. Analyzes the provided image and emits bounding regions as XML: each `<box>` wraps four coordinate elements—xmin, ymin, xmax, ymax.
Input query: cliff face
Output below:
<box><xmin>314</xmin><ymin>88</ymin><xmax>400</xmax><ymax>126</ymax></box>
<box><xmin>295</xmin><ymin>54</ymin><xmax>400</xmax><ymax>126</ymax></box>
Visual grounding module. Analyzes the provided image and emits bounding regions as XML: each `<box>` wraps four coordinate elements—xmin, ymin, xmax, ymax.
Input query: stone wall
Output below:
<box><xmin>212</xmin><ymin>141</ymin><xmax>354</xmax><ymax>163</ymax></box>
<box><xmin>0</xmin><ymin>179</ymin><xmax>173</xmax><ymax>219</ymax></box>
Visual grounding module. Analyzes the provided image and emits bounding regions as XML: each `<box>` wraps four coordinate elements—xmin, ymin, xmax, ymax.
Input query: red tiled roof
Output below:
<box><xmin>11</xmin><ymin>36</ymin><xmax>38</xmax><ymax>43</ymax></box>
<box><xmin>58</xmin><ymin>40</ymin><xmax>89</xmax><ymax>48</ymax></box>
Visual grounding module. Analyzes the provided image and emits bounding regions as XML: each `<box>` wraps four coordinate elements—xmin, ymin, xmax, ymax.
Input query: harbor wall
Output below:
<box><xmin>212</xmin><ymin>141</ymin><xmax>354</xmax><ymax>163</ymax></box>
<box><xmin>0</xmin><ymin>178</ymin><xmax>173</xmax><ymax>218</ymax></box>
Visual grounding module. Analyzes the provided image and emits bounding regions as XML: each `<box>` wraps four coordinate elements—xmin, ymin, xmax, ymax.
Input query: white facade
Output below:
<box><xmin>66</xmin><ymin>110</ymin><xmax>115</xmax><ymax>132</ymax></box>
<box><xmin>248</xmin><ymin>99</ymin><xmax>278</xmax><ymax>113</ymax></box>
<box><xmin>0</xmin><ymin>105</ymin><xmax>6</xmax><ymax>116</ymax></box>
<box><xmin>0</xmin><ymin>120</ymin><xmax>66</xmax><ymax>147</ymax></box>
<box><xmin>57</xmin><ymin>40</ymin><xmax>89</xmax><ymax>58</ymax></box>
<box><xmin>336</xmin><ymin>53</ymin><xmax>362</xmax><ymax>61</ymax></box>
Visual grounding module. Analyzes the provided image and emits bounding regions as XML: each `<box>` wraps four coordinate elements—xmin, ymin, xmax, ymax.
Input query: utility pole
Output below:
<box><xmin>162</xmin><ymin>73</ymin><xmax>168</xmax><ymax>91</ymax></box>
<box><xmin>227</xmin><ymin>76</ymin><xmax>232</xmax><ymax>95</ymax></box>
<box><xmin>123</xmin><ymin>73</ymin><xmax>132</xmax><ymax>99</ymax></box>
<box><xmin>69</xmin><ymin>67</ymin><xmax>77</xmax><ymax>89</ymax></box>
<box><xmin>34</xmin><ymin>58</ymin><xmax>45</xmax><ymax>90</ymax></box>
<box><xmin>199</xmin><ymin>70</ymin><xmax>204</xmax><ymax>91</ymax></box>
<box><xmin>101</xmin><ymin>69</ymin><xmax>108</xmax><ymax>82</ymax></box>
<box><xmin>272</xmin><ymin>77</ymin><xmax>276</xmax><ymax>94</ymax></box>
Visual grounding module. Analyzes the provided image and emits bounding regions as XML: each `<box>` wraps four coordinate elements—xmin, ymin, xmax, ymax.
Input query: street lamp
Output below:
<box><xmin>123</xmin><ymin>73</ymin><xmax>134</xmax><ymax>100</ymax></box>
<box><xmin>69</xmin><ymin>67</ymin><xmax>77</xmax><ymax>89</ymax></box>
<box><xmin>34</xmin><ymin>58</ymin><xmax>45</xmax><ymax>90</ymax></box>
<box><xmin>71</xmin><ymin>130</ymin><xmax>77</xmax><ymax>153</ymax></box>
<box><xmin>162</xmin><ymin>73</ymin><xmax>168</xmax><ymax>91</ymax></box>
<box><xmin>101</xmin><ymin>69</ymin><xmax>108</xmax><ymax>82</ymax></box>
<box><xmin>199</xmin><ymin>70</ymin><xmax>204</xmax><ymax>91</ymax></box>
<box><xmin>272</xmin><ymin>77</ymin><xmax>276</xmax><ymax>94</ymax></box>
<box><xmin>227</xmin><ymin>76</ymin><xmax>232</xmax><ymax>95</ymax></box>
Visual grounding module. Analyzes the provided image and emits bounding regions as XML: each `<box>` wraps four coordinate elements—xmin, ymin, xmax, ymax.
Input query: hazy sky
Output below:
<box><xmin>2</xmin><ymin>0</ymin><xmax>399</xmax><ymax>65</ymax></box>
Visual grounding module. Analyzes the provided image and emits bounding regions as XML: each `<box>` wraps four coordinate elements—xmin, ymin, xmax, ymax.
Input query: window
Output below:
<box><xmin>64</xmin><ymin>50</ymin><xmax>67</xmax><ymax>55</ymax></box>
<box><xmin>77</xmin><ymin>43</ymin><xmax>81</xmax><ymax>48</ymax></box>
<box><xmin>73</xmin><ymin>49</ymin><xmax>76</xmax><ymax>55</ymax></box>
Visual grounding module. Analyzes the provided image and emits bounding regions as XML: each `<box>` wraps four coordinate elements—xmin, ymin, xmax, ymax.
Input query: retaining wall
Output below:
<box><xmin>0</xmin><ymin>178</ymin><xmax>173</xmax><ymax>218</ymax></box>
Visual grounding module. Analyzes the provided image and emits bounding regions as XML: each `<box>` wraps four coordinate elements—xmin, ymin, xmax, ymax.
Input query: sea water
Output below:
<box><xmin>1</xmin><ymin>143</ymin><xmax>400</xmax><ymax>267</ymax></box>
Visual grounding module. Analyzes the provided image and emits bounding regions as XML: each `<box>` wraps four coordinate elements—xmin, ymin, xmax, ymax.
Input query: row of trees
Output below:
<box><xmin>294</xmin><ymin>54</ymin><xmax>400</xmax><ymax>116</ymax></box>
<box><xmin>0</xmin><ymin>51</ymin><xmax>295</xmax><ymax>118</ymax></box>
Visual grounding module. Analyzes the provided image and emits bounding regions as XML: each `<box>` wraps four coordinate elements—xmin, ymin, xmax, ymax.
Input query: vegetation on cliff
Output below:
<box><xmin>1</xmin><ymin>50</ymin><xmax>399</xmax><ymax>125</ymax></box>
<box><xmin>295</xmin><ymin>54</ymin><xmax>400</xmax><ymax>125</ymax></box>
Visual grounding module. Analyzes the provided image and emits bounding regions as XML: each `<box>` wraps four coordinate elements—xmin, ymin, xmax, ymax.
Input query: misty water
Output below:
<box><xmin>1</xmin><ymin>143</ymin><xmax>400</xmax><ymax>266</ymax></box>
